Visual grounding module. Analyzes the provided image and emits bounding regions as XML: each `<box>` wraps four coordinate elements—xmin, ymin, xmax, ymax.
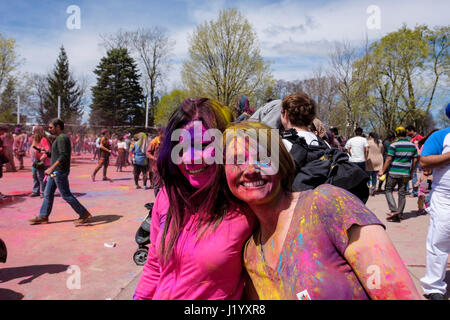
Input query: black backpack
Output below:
<box><xmin>281</xmin><ymin>129</ymin><xmax>370</xmax><ymax>204</ymax></box>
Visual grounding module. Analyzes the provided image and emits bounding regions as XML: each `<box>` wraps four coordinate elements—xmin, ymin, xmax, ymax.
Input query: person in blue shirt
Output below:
<box><xmin>420</xmin><ymin>103</ymin><xmax>450</xmax><ymax>300</ymax></box>
<box><xmin>131</xmin><ymin>132</ymin><xmax>149</xmax><ymax>189</ymax></box>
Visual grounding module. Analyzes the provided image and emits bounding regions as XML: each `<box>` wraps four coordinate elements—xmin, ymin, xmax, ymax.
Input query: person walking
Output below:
<box><xmin>378</xmin><ymin>132</ymin><xmax>395</xmax><ymax>192</ymax></box>
<box><xmin>28</xmin><ymin>118</ymin><xmax>92</xmax><ymax>225</ymax></box>
<box><xmin>1</xmin><ymin>127</ymin><xmax>16</xmax><ymax>172</ymax></box>
<box><xmin>91</xmin><ymin>129</ymin><xmax>112</xmax><ymax>182</ymax></box>
<box><xmin>0</xmin><ymin>125</ymin><xmax>9</xmax><ymax>200</ymax></box>
<box><xmin>406</xmin><ymin>125</ymin><xmax>424</xmax><ymax>197</ymax></box>
<box><xmin>366</xmin><ymin>132</ymin><xmax>384</xmax><ymax>196</ymax></box>
<box><xmin>30</xmin><ymin>126</ymin><xmax>51</xmax><ymax>198</ymax></box>
<box><xmin>345</xmin><ymin>128</ymin><xmax>369</xmax><ymax>171</ymax></box>
<box><xmin>116</xmin><ymin>136</ymin><xmax>127</xmax><ymax>172</ymax></box>
<box><xmin>130</xmin><ymin>133</ymin><xmax>149</xmax><ymax>189</ymax></box>
<box><xmin>378</xmin><ymin>127</ymin><xmax>418</xmax><ymax>222</ymax></box>
<box><xmin>146</xmin><ymin>128</ymin><xmax>164</xmax><ymax>197</ymax></box>
<box><xmin>92</xmin><ymin>134</ymin><xmax>101</xmax><ymax>161</ymax></box>
<box><xmin>13</xmin><ymin>127</ymin><xmax>26</xmax><ymax>170</ymax></box>
<box><xmin>419</xmin><ymin>105</ymin><xmax>450</xmax><ymax>300</ymax></box>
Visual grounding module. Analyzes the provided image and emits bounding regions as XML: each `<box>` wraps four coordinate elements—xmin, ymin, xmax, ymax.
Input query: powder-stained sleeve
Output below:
<box><xmin>133</xmin><ymin>188</ymin><xmax>168</xmax><ymax>300</ymax></box>
<box><xmin>312</xmin><ymin>184</ymin><xmax>385</xmax><ymax>256</ymax></box>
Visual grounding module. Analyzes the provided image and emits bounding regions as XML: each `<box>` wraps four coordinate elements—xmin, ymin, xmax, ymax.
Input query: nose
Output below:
<box><xmin>243</xmin><ymin>163</ymin><xmax>262</xmax><ymax>179</ymax></box>
<box><xmin>182</xmin><ymin>146</ymin><xmax>204</xmax><ymax>165</ymax></box>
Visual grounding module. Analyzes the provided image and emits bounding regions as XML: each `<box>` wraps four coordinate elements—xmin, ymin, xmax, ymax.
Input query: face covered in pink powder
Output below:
<box><xmin>177</xmin><ymin>121</ymin><xmax>217</xmax><ymax>189</ymax></box>
<box><xmin>224</xmin><ymin>134</ymin><xmax>282</xmax><ymax>206</ymax></box>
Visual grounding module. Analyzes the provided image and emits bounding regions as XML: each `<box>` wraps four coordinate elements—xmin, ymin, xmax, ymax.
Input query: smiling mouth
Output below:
<box><xmin>241</xmin><ymin>180</ymin><xmax>268</xmax><ymax>188</ymax></box>
<box><xmin>187</xmin><ymin>167</ymin><xmax>208</xmax><ymax>175</ymax></box>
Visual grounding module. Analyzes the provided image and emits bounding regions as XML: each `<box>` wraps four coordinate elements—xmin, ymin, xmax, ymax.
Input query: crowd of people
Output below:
<box><xmin>0</xmin><ymin>94</ymin><xmax>449</xmax><ymax>301</ymax></box>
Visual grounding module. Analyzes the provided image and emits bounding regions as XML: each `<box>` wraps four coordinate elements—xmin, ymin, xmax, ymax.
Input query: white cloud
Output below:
<box><xmin>13</xmin><ymin>0</ymin><xmax>450</xmax><ymax>101</ymax></box>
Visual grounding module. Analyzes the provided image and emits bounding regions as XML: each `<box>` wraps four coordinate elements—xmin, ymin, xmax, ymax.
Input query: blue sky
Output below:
<box><xmin>0</xmin><ymin>0</ymin><xmax>449</xmax><ymax>119</ymax></box>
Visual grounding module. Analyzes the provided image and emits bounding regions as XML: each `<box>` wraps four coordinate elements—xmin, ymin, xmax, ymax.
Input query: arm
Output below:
<box><xmin>365</xmin><ymin>146</ymin><xmax>369</xmax><ymax>161</ymax></box>
<box><xmin>133</xmin><ymin>189</ymin><xmax>167</xmax><ymax>300</ymax></box>
<box><xmin>344</xmin><ymin>225</ymin><xmax>421</xmax><ymax>300</ymax></box>
<box><xmin>146</xmin><ymin>142</ymin><xmax>154</xmax><ymax>160</ymax></box>
<box><xmin>420</xmin><ymin>153</ymin><xmax>450</xmax><ymax>170</ymax></box>
<box><xmin>45</xmin><ymin>160</ymin><xmax>60</xmax><ymax>176</ymax></box>
<box><xmin>347</xmin><ymin>148</ymin><xmax>352</xmax><ymax>157</ymax></box>
<box><xmin>379</xmin><ymin>156</ymin><xmax>393</xmax><ymax>176</ymax></box>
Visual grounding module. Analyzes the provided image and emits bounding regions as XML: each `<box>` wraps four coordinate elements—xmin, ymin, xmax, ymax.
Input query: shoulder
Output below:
<box><xmin>301</xmin><ymin>184</ymin><xmax>373</xmax><ymax>217</ymax></box>
<box><xmin>305</xmin><ymin>184</ymin><xmax>347</xmax><ymax>202</ymax></box>
<box><xmin>422</xmin><ymin>127</ymin><xmax>450</xmax><ymax>156</ymax></box>
<box><xmin>153</xmin><ymin>187</ymin><xmax>170</xmax><ymax>220</ymax></box>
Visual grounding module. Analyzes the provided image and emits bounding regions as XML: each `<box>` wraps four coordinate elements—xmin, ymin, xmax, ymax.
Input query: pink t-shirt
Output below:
<box><xmin>33</xmin><ymin>137</ymin><xmax>52</xmax><ymax>167</ymax></box>
<box><xmin>134</xmin><ymin>187</ymin><xmax>255</xmax><ymax>300</ymax></box>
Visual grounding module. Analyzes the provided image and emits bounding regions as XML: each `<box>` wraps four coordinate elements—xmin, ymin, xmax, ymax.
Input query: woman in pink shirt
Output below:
<box><xmin>133</xmin><ymin>98</ymin><xmax>255</xmax><ymax>300</ymax></box>
<box><xmin>30</xmin><ymin>126</ymin><xmax>52</xmax><ymax>197</ymax></box>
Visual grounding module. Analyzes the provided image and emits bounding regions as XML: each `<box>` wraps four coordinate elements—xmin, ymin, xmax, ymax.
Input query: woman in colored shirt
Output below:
<box><xmin>30</xmin><ymin>126</ymin><xmax>52</xmax><ymax>197</ymax></box>
<box><xmin>133</xmin><ymin>98</ymin><xmax>255</xmax><ymax>300</ymax></box>
<box><xmin>91</xmin><ymin>129</ymin><xmax>112</xmax><ymax>181</ymax></box>
<box><xmin>366</xmin><ymin>132</ymin><xmax>384</xmax><ymax>196</ymax></box>
<box><xmin>116</xmin><ymin>136</ymin><xmax>127</xmax><ymax>172</ymax></box>
<box><xmin>223</xmin><ymin>121</ymin><xmax>421</xmax><ymax>300</ymax></box>
<box><xmin>131</xmin><ymin>132</ymin><xmax>149</xmax><ymax>189</ymax></box>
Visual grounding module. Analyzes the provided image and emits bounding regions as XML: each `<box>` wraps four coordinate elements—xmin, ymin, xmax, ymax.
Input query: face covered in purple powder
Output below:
<box><xmin>177</xmin><ymin>121</ymin><xmax>217</xmax><ymax>189</ymax></box>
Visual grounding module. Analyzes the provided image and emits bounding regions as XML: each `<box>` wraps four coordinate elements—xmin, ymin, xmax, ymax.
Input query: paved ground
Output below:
<box><xmin>0</xmin><ymin>154</ymin><xmax>449</xmax><ymax>300</ymax></box>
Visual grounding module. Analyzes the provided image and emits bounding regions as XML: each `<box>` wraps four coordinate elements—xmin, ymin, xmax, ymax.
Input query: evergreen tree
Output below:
<box><xmin>42</xmin><ymin>46</ymin><xmax>83</xmax><ymax>125</ymax></box>
<box><xmin>0</xmin><ymin>78</ymin><xmax>18</xmax><ymax>123</ymax></box>
<box><xmin>90</xmin><ymin>48</ymin><xmax>144</xmax><ymax>127</ymax></box>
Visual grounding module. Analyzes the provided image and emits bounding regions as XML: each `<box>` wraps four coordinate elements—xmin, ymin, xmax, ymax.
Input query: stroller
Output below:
<box><xmin>133</xmin><ymin>203</ymin><xmax>153</xmax><ymax>266</ymax></box>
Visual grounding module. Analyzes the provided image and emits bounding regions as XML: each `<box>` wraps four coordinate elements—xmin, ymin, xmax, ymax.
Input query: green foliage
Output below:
<box><xmin>0</xmin><ymin>33</ymin><xmax>20</xmax><ymax>92</ymax></box>
<box><xmin>0</xmin><ymin>78</ymin><xmax>16</xmax><ymax>114</ymax></box>
<box><xmin>0</xmin><ymin>109</ymin><xmax>16</xmax><ymax>123</ymax></box>
<box><xmin>354</xmin><ymin>24</ymin><xmax>449</xmax><ymax>135</ymax></box>
<box><xmin>154</xmin><ymin>89</ymin><xmax>190</xmax><ymax>126</ymax></box>
<box><xmin>89</xmin><ymin>48</ymin><xmax>144</xmax><ymax>127</ymax></box>
<box><xmin>41</xmin><ymin>46</ymin><xmax>83</xmax><ymax>125</ymax></box>
<box><xmin>181</xmin><ymin>8</ymin><xmax>274</xmax><ymax>108</ymax></box>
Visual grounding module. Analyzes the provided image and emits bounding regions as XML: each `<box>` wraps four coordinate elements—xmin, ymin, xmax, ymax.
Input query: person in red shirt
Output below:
<box><xmin>30</xmin><ymin>126</ymin><xmax>52</xmax><ymax>197</ymax></box>
<box><xmin>406</xmin><ymin>125</ymin><xmax>424</xmax><ymax>146</ymax></box>
<box><xmin>406</xmin><ymin>125</ymin><xmax>424</xmax><ymax>197</ymax></box>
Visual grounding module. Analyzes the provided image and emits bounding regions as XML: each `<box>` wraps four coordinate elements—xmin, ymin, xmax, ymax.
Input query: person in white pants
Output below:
<box><xmin>419</xmin><ymin>110</ymin><xmax>450</xmax><ymax>300</ymax></box>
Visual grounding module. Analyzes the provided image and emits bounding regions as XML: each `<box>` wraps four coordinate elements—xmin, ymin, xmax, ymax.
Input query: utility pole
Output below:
<box><xmin>58</xmin><ymin>96</ymin><xmax>61</xmax><ymax>119</ymax></box>
<box><xmin>17</xmin><ymin>95</ymin><xmax>20</xmax><ymax>124</ymax></box>
<box><xmin>145</xmin><ymin>95</ymin><xmax>149</xmax><ymax>128</ymax></box>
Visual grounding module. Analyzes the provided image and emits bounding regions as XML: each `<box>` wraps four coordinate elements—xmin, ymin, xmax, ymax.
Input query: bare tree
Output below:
<box><xmin>100</xmin><ymin>27</ymin><xmax>174</xmax><ymax>126</ymax></box>
<box><xmin>301</xmin><ymin>66</ymin><xmax>338</xmax><ymax>125</ymax></box>
<box><xmin>328</xmin><ymin>40</ymin><xmax>371</xmax><ymax>136</ymax></box>
<box><xmin>29</xmin><ymin>73</ymin><xmax>48</xmax><ymax>122</ymax></box>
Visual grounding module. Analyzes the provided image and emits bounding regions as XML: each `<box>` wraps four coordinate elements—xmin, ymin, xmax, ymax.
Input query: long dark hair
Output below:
<box><xmin>369</xmin><ymin>132</ymin><xmax>381</xmax><ymax>147</ymax></box>
<box><xmin>157</xmin><ymin>98</ymin><xmax>234</xmax><ymax>263</ymax></box>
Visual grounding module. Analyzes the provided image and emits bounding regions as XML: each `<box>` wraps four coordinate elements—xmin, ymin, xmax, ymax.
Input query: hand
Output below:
<box><xmin>44</xmin><ymin>167</ymin><xmax>53</xmax><ymax>176</ymax></box>
<box><xmin>377</xmin><ymin>171</ymin><xmax>383</xmax><ymax>177</ymax></box>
